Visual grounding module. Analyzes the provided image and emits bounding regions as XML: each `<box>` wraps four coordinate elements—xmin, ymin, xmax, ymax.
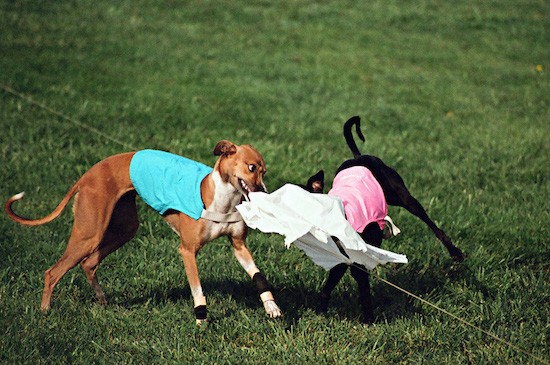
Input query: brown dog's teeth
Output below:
<box><xmin>240</xmin><ymin>180</ymin><xmax>251</xmax><ymax>193</ymax></box>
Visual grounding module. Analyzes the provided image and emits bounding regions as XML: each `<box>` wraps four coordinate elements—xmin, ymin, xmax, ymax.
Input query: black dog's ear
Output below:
<box><xmin>213</xmin><ymin>140</ymin><xmax>237</xmax><ymax>156</ymax></box>
<box><xmin>306</xmin><ymin>170</ymin><xmax>325</xmax><ymax>193</ymax></box>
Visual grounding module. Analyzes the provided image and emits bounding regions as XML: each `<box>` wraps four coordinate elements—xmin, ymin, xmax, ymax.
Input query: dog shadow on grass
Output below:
<box><xmin>116</xmin><ymin>278</ymin><xmax>273</xmax><ymax>310</ymax></box>
<box><xmin>110</xmin><ymin>259</ymin><xmax>492</xmax><ymax>326</ymax></box>
<box><xmin>275</xmin><ymin>260</ymin><xmax>494</xmax><ymax>325</ymax></box>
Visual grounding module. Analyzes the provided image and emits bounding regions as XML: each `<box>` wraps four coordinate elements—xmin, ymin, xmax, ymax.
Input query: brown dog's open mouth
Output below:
<box><xmin>238</xmin><ymin>178</ymin><xmax>252</xmax><ymax>201</ymax></box>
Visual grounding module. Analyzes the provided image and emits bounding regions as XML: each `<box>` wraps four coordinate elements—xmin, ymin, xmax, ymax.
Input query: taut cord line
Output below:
<box><xmin>361</xmin><ymin>266</ymin><xmax>549</xmax><ymax>365</ymax></box>
<box><xmin>1</xmin><ymin>83</ymin><xmax>137</xmax><ymax>150</ymax></box>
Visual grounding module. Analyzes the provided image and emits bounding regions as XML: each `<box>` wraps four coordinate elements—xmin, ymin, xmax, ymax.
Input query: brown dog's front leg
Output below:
<box><xmin>230</xmin><ymin>236</ymin><xmax>282</xmax><ymax>318</ymax></box>
<box><xmin>253</xmin><ymin>272</ymin><xmax>282</xmax><ymax>318</ymax></box>
<box><xmin>178</xmin><ymin>243</ymin><xmax>207</xmax><ymax>325</ymax></box>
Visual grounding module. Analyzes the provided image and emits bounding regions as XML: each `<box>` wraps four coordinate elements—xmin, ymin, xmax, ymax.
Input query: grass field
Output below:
<box><xmin>1</xmin><ymin>0</ymin><xmax>548</xmax><ymax>363</ymax></box>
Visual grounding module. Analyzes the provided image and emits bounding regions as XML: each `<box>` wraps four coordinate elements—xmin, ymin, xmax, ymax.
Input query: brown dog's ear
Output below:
<box><xmin>306</xmin><ymin>170</ymin><xmax>325</xmax><ymax>193</ymax></box>
<box><xmin>213</xmin><ymin>140</ymin><xmax>237</xmax><ymax>156</ymax></box>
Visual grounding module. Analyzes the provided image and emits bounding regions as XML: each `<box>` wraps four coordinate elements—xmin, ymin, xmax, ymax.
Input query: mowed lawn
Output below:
<box><xmin>0</xmin><ymin>0</ymin><xmax>548</xmax><ymax>364</ymax></box>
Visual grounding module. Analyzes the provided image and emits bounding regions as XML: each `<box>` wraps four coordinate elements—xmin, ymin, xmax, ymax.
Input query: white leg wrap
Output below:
<box><xmin>260</xmin><ymin>291</ymin><xmax>282</xmax><ymax>318</ymax></box>
<box><xmin>193</xmin><ymin>295</ymin><xmax>206</xmax><ymax>307</ymax></box>
<box><xmin>260</xmin><ymin>291</ymin><xmax>274</xmax><ymax>302</ymax></box>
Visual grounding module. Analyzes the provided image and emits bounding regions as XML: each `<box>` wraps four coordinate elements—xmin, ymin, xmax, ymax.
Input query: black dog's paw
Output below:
<box><xmin>437</xmin><ymin>233</ymin><xmax>465</xmax><ymax>262</ymax></box>
<box><xmin>361</xmin><ymin>313</ymin><xmax>375</xmax><ymax>325</ymax></box>
<box><xmin>449</xmin><ymin>246</ymin><xmax>465</xmax><ymax>263</ymax></box>
<box><xmin>316</xmin><ymin>296</ymin><xmax>330</xmax><ymax>314</ymax></box>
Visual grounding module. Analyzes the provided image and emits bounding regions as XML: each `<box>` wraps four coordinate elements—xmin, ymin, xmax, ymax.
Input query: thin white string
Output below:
<box><xmin>358</xmin><ymin>265</ymin><xmax>548</xmax><ymax>365</ymax></box>
<box><xmin>1</xmin><ymin>84</ymin><xmax>137</xmax><ymax>150</ymax></box>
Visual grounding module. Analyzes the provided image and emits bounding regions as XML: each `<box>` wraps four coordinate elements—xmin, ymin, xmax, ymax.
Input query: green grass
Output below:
<box><xmin>1</xmin><ymin>0</ymin><xmax>548</xmax><ymax>363</ymax></box>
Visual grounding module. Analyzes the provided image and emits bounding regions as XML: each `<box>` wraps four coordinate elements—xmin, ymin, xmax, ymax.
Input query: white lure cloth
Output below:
<box><xmin>236</xmin><ymin>184</ymin><xmax>408</xmax><ymax>271</ymax></box>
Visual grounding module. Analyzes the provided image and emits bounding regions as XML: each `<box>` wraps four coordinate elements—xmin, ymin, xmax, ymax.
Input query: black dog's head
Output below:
<box><xmin>297</xmin><ymin>170</ymin><xmax>325</xmax><ymax>193</ymax></box>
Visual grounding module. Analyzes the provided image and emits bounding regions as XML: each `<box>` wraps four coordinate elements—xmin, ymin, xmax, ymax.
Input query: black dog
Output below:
<box><xmin>303</xmin><ymin>116</ymin><xmax>464</xmax><ymax>323</ymax></box>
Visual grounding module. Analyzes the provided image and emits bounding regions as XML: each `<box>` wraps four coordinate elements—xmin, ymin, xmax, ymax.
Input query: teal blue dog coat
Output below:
<box><xmin>129</xmin><ymin>150</ymin><xmax>213</xmax><ymax>220</ymax></box>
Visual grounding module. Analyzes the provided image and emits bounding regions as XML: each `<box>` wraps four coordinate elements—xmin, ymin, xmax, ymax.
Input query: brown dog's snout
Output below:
<box><xmin>245</xmin><ymin>180</ymin><xmax>266</xmax><ymax>194</ymax></box>
<box><xmin>255</xmin><ymin>184</ymin><xmax>266</xmax><ymax>193</ymax></box>
<box><xmin>253</xmin><ymin>175</ymin><xmax>267</xmax><ymax>193</ymax></box>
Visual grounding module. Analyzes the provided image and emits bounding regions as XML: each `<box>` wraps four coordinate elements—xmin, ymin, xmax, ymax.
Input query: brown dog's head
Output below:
<box><xmin>299</xmin><ymin>170</ymin><xmax>325</xmax><ymax>193</ymax></box>
<box><xmin>213</xmin><ymin>140</ymin><xmax>267</xmax><ymax>198</ymax></box>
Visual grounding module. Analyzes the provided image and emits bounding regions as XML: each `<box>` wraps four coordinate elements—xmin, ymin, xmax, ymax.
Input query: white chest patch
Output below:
<box><xmin>201</xmin><ymin>171</ymin><xmax>246</xmax><ymax>240</ymax></box>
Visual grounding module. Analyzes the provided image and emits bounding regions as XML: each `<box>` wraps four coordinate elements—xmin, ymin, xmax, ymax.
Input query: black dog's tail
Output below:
<box><xmin>343</xmin><ymin>116</ymin><xmax>364</xmax><ymax>158</ymax></box>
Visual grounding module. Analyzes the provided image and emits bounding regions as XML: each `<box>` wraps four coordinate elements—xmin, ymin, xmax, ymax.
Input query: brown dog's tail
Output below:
<box><xmin>5</xmin><ymin>183</ymin><xmax>79</xmax><ymax>226</ymax></box>
<box><xmin>343</xmin><ymin>116</ymin><xmax>365</xmax><ymax>159</ymax></box>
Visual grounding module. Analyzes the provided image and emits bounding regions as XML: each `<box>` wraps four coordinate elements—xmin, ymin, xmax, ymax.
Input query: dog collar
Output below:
<box><xmin>200</xmin><ymin>209</ymin><xmax>243</xmax><ymax>223</ymax></box>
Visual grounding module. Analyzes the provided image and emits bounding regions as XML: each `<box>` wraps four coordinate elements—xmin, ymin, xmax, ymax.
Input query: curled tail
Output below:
<box><xmin>343</xmin><ymin>116</ymin><xmax>365</xmax><ymax>158</ymax></box>
<box><xmin>5</xmin><ymin>183</ymin><xmax>79</xmax><ymax>226</ymax></box>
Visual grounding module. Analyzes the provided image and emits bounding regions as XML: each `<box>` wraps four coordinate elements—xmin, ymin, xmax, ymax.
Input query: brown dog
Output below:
<box><xmin>5</xmin><ymin>140</ymin><xmax>282</xmax><ymax>324</ymax></box>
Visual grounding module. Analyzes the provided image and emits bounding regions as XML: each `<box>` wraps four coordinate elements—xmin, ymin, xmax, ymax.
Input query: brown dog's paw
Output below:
<box><xmin>195</xmin><ymin>318</ymin><xmax>209</xmax><ymax>329</ymax></box>
<box><xmin>263</xmin><ymin>300</ymin><xmax>283</xmax><ymax>318</ymax></box>
<box><xmin>40</xmin><ymin>304</ymin><xmax>51</xmax><ymax>312</ymax></box>
<box><xmin>260</xmin><ymin>291</ymin><xmax>282</xmax><ymax>318</ymax></box>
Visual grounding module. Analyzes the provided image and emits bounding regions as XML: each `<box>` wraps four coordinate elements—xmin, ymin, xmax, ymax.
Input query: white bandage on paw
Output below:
<box><xmin>260</xmin><ymin>292</ymin><xmax>282</xmax><ymax>318</ymax></box>
<box><xmin>260</xmin><ymin>291</ymin><xmax>274</xmax><ymax>302</ymax></box>
<box><xmin>193</xmin><ymin>294</ymin><xmax>206</xmax><ymax>307</ymax></box>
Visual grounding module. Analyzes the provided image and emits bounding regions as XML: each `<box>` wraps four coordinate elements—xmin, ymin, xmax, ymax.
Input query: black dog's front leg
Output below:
<box><xmin>350</xmin><ymin>264</ymin><xmax>374</xmax><ymax>324</ymax></box>
<box><xmin>317</xmin><ymin>263</ymin><xmax>348</xmax><ymax>313</ymax></box>
<box><xmin>352</xmin><ymin>222</ymin><xmax>383</xmax><ymax>324</ymax></box>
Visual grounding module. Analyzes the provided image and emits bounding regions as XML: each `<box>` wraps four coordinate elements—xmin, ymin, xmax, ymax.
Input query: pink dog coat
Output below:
<box><xmin>328</xmin><ymin>166</ymin><xmax>387</xmax><ymax>233</ymax></box>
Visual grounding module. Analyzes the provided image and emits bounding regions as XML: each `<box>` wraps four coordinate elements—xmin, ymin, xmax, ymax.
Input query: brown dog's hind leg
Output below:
<box><xmin>41</xmin><ymin>254</ymin><xmax>81</xmax><ymax>311</ymax></box>
<box><xmin>80</xmin><ymin>191</ymin><xmax>139</xmax><ymax>305</ymax></box>
<box><xmin>40</xmin><ymin>187</ymin><xmax>123</xmax><ymax>311</ymax></box>
<box><xmin>41</xmin><ymin>233</ymin><xmax>105</xmax><ymax>311</ymax></box>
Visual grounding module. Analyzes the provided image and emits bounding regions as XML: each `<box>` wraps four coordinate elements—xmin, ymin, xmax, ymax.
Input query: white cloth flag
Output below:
<box><xmin>236</xmin><ymin>184</ymin><xmax>408</xmax><ymax>271</ymax></box>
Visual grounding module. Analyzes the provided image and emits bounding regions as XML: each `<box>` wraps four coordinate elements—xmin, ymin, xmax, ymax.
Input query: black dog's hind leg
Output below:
<box><xmin>378</xmin><ymin>165</ymin><xmax>464</xmax><ymax>262</ymax></box>
<box><xmin>318</xmin><ymin>263</ymin><xmax>348</xmax><ymax>313</ymax></box>
<box><xmin>395</xmin><ymin>192</ymin><xmax>464</xmax><ymax>261</ymax></box>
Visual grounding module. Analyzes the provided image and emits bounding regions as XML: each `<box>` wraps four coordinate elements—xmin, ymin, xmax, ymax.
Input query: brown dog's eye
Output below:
<box><xmin>248</xmin><ymin>164</ymin><xmax>257</xmax><ymax>173</ymax></box>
